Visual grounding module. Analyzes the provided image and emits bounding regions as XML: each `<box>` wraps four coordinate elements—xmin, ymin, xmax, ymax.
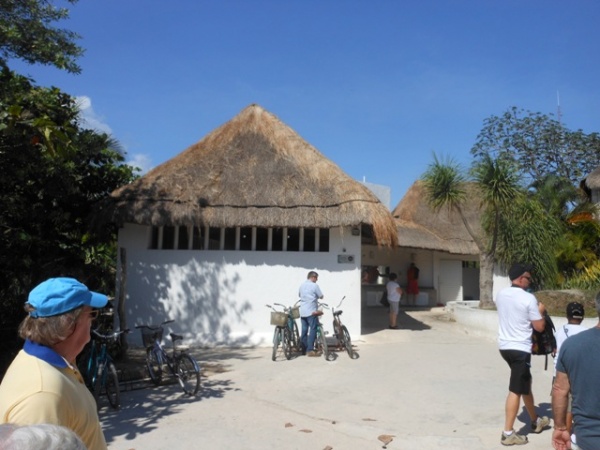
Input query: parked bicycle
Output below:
<box><xmin>135</xmin><ymin>320</ymin><xmax>201</xmax><ymax>396</ymax></box>
<box><xmin>331</xmin><ymin>296</ymin><xmax>358</xmax><ymax>359</ymax></box>
<box><xmin>314</xmin><ymin>302</ymin><xmax>332</xmax><ymax>361</ymax></box>
<box><xmin>266</xmin><ymin>303</ymin><xmax>300</xmax><ymax>361</ymax></box>
<box><xmin>80</xmin><ymin>328</ymin><xmax>130</xmax><ymax>410</ymax></box>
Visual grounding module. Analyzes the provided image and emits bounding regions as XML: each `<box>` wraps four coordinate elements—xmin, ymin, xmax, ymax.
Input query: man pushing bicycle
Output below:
<box><xmin>298</xmin><ymin>271</ymin><xmax>324</xmax><ymax>357</ymax></box>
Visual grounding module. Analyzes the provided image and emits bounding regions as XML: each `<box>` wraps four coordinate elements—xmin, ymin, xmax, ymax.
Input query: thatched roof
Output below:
<box><xmin>95</xmin><ymin>104</ymin><xmax>397</xmax><ymax>246</ymax></box>
<box><xmin>392</xmin><ymin>180</ymin><xmax>482</xmax><ymax>255</ymax></box>
<box><xmin>582</xmin><ymin>165</ymin><xmax>600</xmax><ymax>190</ymax></box>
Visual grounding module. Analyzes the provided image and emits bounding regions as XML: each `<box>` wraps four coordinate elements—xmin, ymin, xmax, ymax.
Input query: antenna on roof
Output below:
<box><xmin>557</xmin><ymin>90</ymin><xmax>562</xmax><ymax>125</ymax></box>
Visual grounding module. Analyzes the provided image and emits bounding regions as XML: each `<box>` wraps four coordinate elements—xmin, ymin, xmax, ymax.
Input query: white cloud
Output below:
<box><xmin>127</xmin><ymin>153</ymin><xmax>153</xmax><ymax>174</ymax></box>
<box><xmin>76</xmin><ymin>96</ymin><xmax>113</xmax><ymax>135</ymax></box>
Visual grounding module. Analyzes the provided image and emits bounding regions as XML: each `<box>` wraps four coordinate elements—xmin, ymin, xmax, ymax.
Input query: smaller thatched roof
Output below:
<box><xmin>582</xmin><ymin>165</ymin><xmax>600</xmax><ymax>191</ymax></box>
<box><xmin>392</xmin><ymin>180</ymin><xmax>482</xmax><ymax>255</ymax></box>
<box><xmin>94</xmin><ymin>104</ymin><xmax>397</xmax><ymax>246</ymax></box>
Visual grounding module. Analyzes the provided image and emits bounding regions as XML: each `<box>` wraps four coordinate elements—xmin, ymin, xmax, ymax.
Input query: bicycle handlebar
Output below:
<box><xmin>135</xmin><ymin>319</ymin><xmax>175</xmax><ymax>330</ymax></box>
<box><xmin>91</xmin><ymin>328</ymin><xmax>130</xmax><ymax>341</ymax></box>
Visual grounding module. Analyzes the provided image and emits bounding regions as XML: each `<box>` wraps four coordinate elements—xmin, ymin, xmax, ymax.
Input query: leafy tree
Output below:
<box><xmin>0</xmin><ymin>0</ymin><xmax>83</xmax><ymax>73</ymax></box>
<box><xmin>471</xmin><ymin>106</ymin><xmax>600</xmax><ymax>191</ymax></box>
<box><xmin>0</xmin><ymin>69</ymin><xmax>136</xmax><ymax>333</ymax></box>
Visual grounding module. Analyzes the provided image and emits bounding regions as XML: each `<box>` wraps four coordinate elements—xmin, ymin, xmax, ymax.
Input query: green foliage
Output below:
<box><xmin>0</xmin><ymin>69</ymin><xmax>136</xmax><ymax>329</ymax></box>
<box><xmin>422</xmin><ymin>154</ymin><xmax>466</xmax><ymax>212</ymax></box>
<box><xmin>489</xmin><ymin>196</ymin><xmax>563</xmax><ymax>289</ymax></box>
<box><xmin>471</xmin><ymin>106</ymin><xmax>600</xmax><ymax>189</ymax></box>
<box><xmin>0</xmin><ymin>0</ymin><xmax>83</xmax><ymax>73</ymax></box>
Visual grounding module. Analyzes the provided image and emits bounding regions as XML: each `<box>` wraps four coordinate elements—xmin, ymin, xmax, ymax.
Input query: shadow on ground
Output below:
<box><xmin>361</xmin><ymin>306</ymin><xmax>434</xmax><ymax>335</ymax></box>
<box><xmin>102</xmin><ymin>348</ymin><xmax>259</xmax><ymax>444</ymax></box>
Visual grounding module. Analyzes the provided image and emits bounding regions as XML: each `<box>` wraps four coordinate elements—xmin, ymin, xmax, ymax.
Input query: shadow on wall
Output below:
<box><xmin>125</xmin><ymin>254</ymin><xmax>255</xmax><ymax>347</ymax></box>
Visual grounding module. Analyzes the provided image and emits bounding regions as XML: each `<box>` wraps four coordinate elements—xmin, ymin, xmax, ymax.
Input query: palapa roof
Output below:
<box><xmin>95</xmin><ymin>104</ymin><xmax>398</xmax><ymax>246</ymax></box>
<box><xmin>582</xmin><ymin>165</ymin><xmax>600</xmax><ymax>190</ymax></box>
<box><xmin>392</xmin><ymin>180</ymin><xmax>482</xmax><ymax>255</ymax></box>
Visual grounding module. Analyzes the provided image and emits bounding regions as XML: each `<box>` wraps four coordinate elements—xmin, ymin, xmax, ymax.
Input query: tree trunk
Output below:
<box><xmin>479</xmin><ymin>252</ymin><xmax>495</xmax><ymax>309</ymax></box>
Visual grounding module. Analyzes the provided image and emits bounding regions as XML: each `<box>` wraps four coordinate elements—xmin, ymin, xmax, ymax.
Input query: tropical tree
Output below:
<box><xmin>0</xmin><ymin>69</ymin><xmax>136</xmax><ymax>332</ymax></box>
<box><xmin>471</xmin><ymin>107</ymin><xmax>600</xmax><ymax>190</ymax></box>
<box><xmin>423</xmin><ymin>155</ymin><xmax>559</xmax><ymax>308</ymax></box>
<box><xmin>0</xmin><ymin>0</ymin><xmax>83</xmax><ymax>73</ymax></box>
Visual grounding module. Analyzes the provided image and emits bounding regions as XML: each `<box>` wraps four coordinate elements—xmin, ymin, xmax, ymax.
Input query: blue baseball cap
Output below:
<box><xmin>27</xmin><ymin>277</ymin><xmax>108</xmax><ymax>318</ymax></box>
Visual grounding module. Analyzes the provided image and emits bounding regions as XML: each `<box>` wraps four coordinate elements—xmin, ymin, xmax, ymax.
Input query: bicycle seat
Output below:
<box><xmin>333</xmin><ymin>310</ymin><xmax>343</xmax><ymax>317</ymax></box>
<box><xmin>170</xmin><ymin>333</ymin><xmax>183</xmax><ymax>342</ymax></box>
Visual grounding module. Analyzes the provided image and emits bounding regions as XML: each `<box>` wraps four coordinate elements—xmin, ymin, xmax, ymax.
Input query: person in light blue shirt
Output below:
<box><xmin>298</xmin><ymin>271</ymin><xmax>324</xmax><ymax>357</ymax></box>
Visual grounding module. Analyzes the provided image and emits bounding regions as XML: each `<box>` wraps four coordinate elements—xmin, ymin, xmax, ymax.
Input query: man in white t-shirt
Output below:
<box><xmin>495</xmin><ymin>263</ymin><xmax>550</xmax><ymax>446</ymax></box>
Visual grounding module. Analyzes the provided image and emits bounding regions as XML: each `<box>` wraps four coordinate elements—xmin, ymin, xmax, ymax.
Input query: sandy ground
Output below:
<box><xmin>101</xmin><ymin>307</ymin><xmax>556</xmax><ymax>450</ymax></box>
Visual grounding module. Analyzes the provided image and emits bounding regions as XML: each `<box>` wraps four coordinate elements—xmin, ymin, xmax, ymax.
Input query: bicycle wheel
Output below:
<box><xmin>282</xmin><ymin>328</ymin><xmax>292</xmax><ymax>360</ymax></box>
<box><xmin>175</xmin><ymin>353</ymin><xmax>201</xmax><ymax>396</ymax></box>
<box><xmin>317</xmin><ymin>326</ymin><xmax>330</xmax><ymax>361</ymax></box>
<box><xmin>341</xmin><ymin>325</ymin><xmax>354</xmax><ymax>358</ymax></box>
<box><xmin>146</xmin><ymin>347</ymin><xmax>163</xmax><ymax>385</ymax></box>
<box><xmin>104</xmin><ymin>361</ymin><xmax>121</xmax><ymax>409</ymax></box>
<box><xmin>271</xmin><ymin>327</ymin><xmax>281</xmax><ymax>361</ymax></box>
<box><xmin>291</xmin><ymin>321</ymin><xmax>300</xmax><ymax>352</ymax></box>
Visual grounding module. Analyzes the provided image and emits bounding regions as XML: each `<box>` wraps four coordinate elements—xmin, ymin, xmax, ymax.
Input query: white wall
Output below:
<box><xmin>118</xmin><ymin>224</ymin><xmax>362</xmax><ymax>347</ymax></box>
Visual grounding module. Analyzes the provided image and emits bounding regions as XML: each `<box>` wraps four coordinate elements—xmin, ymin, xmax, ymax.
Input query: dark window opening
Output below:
<box><xmin>162</xmin><ymin>226</ymin><xmax>175</xmax><ymax>249</ymax></box>
<box><xmin>150</xmin><ymin>227</ymin><xmax>159</xmax><ymax>249</ymax></box>
<box><xmin>224</xmin><ymin>227</ymin><xmax>236</xmax><ymax>250</ymax></box>
<box><xmin>208</xmin><ymin>227</ymin><xmax>221</xmax><ymax>250</ymax></box>
<box><xmin>287</xmin><ymin>228</ymin><xmax>300</xmax><ymax>252</ymax></box>
<box><xmin>319</xmin><ymin>228</ymin><xmax>329</xmax><ymax>252</ymax></box>
<box><xmin>256</xmin><ymin>227</ymin><xmax>268</xmax><ymax>251</ymax></box>
<box><xmin>304</xmin><ymin>228</ymin><xmax>316</xmax><ymax>252</ymax></box>
<box><xmin>272</xmin><ymin>228</ymin><xmax>283</xmax><ymax>251</ymax></box>
<box><xmin>192</xmin><ymin>226</ymin><xmax>204</xmax><ymax>250</ymax></box>
<box><xmin>240</xmin><ymin>227</ymin><xmax>252</xmax><ymax>251</ymax></box>
<box><xmin>177</xmin><ymin>226</ymin><xmax>189</xmax><ymax>250</ymax></box>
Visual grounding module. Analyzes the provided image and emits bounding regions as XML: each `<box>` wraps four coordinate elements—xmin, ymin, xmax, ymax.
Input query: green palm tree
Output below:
<box><xmin>423</xmin><ymin>154</ymin><xmax>521</xmax><ymax>308</ymax></box>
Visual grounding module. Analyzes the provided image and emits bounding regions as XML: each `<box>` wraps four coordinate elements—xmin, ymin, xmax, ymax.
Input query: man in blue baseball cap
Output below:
<box><xmin>0</xmin><ymin>278</ymin><xmax>109</xmax><ymax>450</ymax></box>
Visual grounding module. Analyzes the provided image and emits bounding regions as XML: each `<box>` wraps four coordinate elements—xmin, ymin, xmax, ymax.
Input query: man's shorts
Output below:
<box><xmin>389</xmin><ymin>301</ymin><xmax>400</xmax><ymax>314</ymax></box>
<box><xmin>500</xmin><ymin>349</ymin><xmax>532</xmax><ymax>395</ymax></box>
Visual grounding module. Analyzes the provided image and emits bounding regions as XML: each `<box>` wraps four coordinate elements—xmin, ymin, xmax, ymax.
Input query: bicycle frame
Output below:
<box><xmin>136</xmin><ymin>320</ymin><xmax>201</xmax><ymax>395</ymax></box>
<box><xmin>330</xmin><ymin>296</ymin><xmax>357</xmax><ymax>359</ymax></box>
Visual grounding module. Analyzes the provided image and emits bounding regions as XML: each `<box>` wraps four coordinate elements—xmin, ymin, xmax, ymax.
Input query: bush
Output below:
<box><xmin>535</xmin><ymin>289</ymin><xmax>598</xmax><ymax>318</ymax></box>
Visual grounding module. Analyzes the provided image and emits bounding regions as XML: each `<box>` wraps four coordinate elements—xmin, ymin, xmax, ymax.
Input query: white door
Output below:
<box><xmin>439</xmin><ymin>260</ymin><xmax>463</xmax><ymax>304</ymax></box>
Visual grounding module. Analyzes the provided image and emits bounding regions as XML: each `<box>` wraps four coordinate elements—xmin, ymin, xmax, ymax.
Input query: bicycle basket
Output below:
<box><xmin>291</xmin><ymin>306</ymin><xmax>300</xmax><ymax>319</ymax></box>
<box><xmin>270</xmin><ymin>312</ymin><xmax>287</xmax><ymax>327</ymax></box>
<box><xmin>141</xmin><ymin>327</ymin><xmax>163</xmax><ymax>347</ymax></box>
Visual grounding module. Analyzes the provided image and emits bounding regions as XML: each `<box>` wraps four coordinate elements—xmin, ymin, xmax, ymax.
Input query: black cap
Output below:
<box><xmin>566</xmin><ymin>302</ymin><xmax>584</xmax><ymax>319</ymax></box>
<box><xmin>508</xmin><ymin>263</ymin><xmax>533</xmax><ymax>281</ymax></box>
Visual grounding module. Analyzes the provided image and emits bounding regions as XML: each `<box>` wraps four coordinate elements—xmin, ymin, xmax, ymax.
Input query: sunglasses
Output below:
<box><xmin>88</xmin><ymin>310</ymin><xmax>100</xmax><ymax>320</ymax></box>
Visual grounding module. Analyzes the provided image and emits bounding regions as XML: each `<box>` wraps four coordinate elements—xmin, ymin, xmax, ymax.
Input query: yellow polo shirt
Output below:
<box><xmin>0</xmin><ymin>340</ymin><xmax>107</xmax><ymax>450</ymax></box>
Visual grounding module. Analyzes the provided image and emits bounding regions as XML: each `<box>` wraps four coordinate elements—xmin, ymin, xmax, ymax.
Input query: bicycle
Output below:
<box><xmin>266</xmin><ymin>303</ymin><xmax>300</xmax><ymax>361</ymax></box>
<box><xmin>80</xmin><ymin>328</ymin><xmax>130</xmax><ymax>410</ymax></box>
<box><xmin>331</xmin><ymin>296</ymin><xmax>358</xmax><ymax>359</ymax></box>
<box><xmin>135</xmin><ymin>320</ymin><xmax>201</xmax><ymax>396</ymax></box>
<box><xmin>313</xmin><ymin>302</ymin><xmax>332</xmax><ymax>361</ymax></box>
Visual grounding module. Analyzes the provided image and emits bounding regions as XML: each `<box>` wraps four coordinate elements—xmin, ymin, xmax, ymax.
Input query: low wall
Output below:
<box><xmin>446</xmin><ymin>301</ymin><xmax>598</xmax><ymax>343</ymax></box>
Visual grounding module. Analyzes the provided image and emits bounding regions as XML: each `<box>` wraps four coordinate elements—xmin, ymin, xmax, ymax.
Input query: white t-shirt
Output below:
<box><xmin>553</xmin><ymin>322</ymin><xmax>587</xmax><ymax>375</ymax></box>
<box><xmin>495</xmin><ymin>286</ymin><xmax>542</xmax><ymax>353</ymax></box>
<box><xmin>386</xmin><ymin>280</ymin><xmax>401</xmax><ymax>303</ymax></box>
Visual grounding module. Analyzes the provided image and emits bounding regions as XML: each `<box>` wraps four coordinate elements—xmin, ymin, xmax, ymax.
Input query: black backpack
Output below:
<box><xmin>531</xmin><ymin>311</ymin><xmax>556</xmax><ymax>370</ymax></box>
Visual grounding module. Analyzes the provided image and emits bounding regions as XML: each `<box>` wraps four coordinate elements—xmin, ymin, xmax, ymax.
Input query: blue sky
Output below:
<box><xmin>11</xmin><ymin>0</ymin><xmax>600</xmax><ymax>207</ymax></box>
